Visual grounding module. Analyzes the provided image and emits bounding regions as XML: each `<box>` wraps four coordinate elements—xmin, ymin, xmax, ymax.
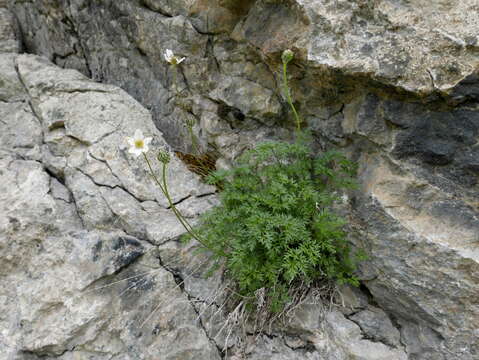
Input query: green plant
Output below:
<box><xmin>132</xmin><ymin>48</ymin><xmax>361</xmax><ymax>316</ymax></box>
<box><xmin>281</xmin><ymin>49</ymin><xmax>301</xmax><ymax>131</ymax></box>
<box><xmin>190</xmin><ymin>132</ymin><xmax>359</xmax><ymax>312</ymax></box>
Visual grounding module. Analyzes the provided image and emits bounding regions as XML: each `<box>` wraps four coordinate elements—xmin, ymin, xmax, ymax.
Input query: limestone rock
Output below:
<box><xmin>237</xmin><ymin>0</ymin><xmax>479</xmax><ymax>94</ymax></box>
<box><xmin>10</xmin><ymin>0</ymin><xmax>283</xmax><ymax>150</ymax></box>
<box><xmin>0</xmin><ymin>52</ymin><xmax>220</xmax><ymax>360</ymax></box>
<box><xmin>323</xmin><ymin>311</ymin><xmax>407</xmax><ymax>360</ymax></box>
<box><xmin>0</xmin><ymin>7</ymin><xmax>20</xmax><ymax>53</ymax></box>
<box><xmin>349</xmin><ymin>307</ymin><xmax>401</xmax><ymax>347</ymax></box>
<box><xmin>4</xmin><ymin>0</ymin><xmax>479</xmax><ymax>359</ymax></box>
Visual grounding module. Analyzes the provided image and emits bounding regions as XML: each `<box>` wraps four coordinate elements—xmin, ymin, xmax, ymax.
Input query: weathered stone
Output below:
<box><xmin>244</xmin><ymin>334</ymin><xmax>318</xmax><ymax>360</ymax></box>
<box><xmin>448</xmin><ymin>70</ymin><xmax>479</xmax><ymax>105</ymax></box>
<box><xmin>10</xmin><ymin>0</ymin><xmax>282</xmax><ymax>151</ymax></box>
<box><xmin>335</xmin><ymin>284</ymin><xmax>369</xmax><ymax>316</ymax></box>
<box><xmin>349</xmin><ymin>307</ymin><xmax>401</xmax><ymax>347</ymax></box>
<box><xmin>209</xmin><ymin>75</ymin><xmax>282</xmax><ymax>122</ymax></box>
<box><xmin>240</xmin><ymin>0</ymin><xmax>479</xmax><ymax>94</ymax></box>
<box><xmin>4</xmin><ymin>0</ymin><xmax>479</xmax><ymax>359</ymax></box>
<box><xmin>0</xmin><ymin>52</ymin><xmax>26</xmax><ymax>101</ymax></box>
<box><xmin>0</xmin><ymin>101</ymin><xmax>42</xmax><ymax>156</ymax></box>
<box><xmin>0</xmin><ymin>52</ymin><xmax>221</xmax><ymax>360</ymax></box>
<box><xmin>322</xmin><ymin>311</ymin><xmax>407</xmax><ymax>360</ymax></box>
<box><xmin>0</xmin><ymin>7</ymin><xmax>20</xmax><ymax>53</ymax></box>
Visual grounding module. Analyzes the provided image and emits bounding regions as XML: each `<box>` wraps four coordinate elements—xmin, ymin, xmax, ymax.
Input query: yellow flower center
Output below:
<box><xmin>134</xmin><ymin>139</ymin><xmax>144</xmax><ymax>149</ymax></box>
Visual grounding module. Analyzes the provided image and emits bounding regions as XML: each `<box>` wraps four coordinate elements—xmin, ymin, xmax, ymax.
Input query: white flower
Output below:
<box><xmin>126</xmin><ymin>129</ymin><xmax>152</xmax><ymax>157</ymax></box>
<box><xmin>164</xmin><ymin>49</ymin><xmax>185</xmax><ymax>65</ymax></box>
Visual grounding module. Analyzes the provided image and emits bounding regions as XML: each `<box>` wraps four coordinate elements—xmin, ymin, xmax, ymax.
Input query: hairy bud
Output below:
<box><xmin>157</xmin><ymin>150</ymin><xmax>171</xmax><ymax>164</ymax></box>
<box><xmin>281</xmin><ymin>49</ymin><xmax>294</xmax><ymax>65</ymax></box>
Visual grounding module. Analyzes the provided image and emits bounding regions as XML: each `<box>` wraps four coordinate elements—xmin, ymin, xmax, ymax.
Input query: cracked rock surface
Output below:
<box><xmin>0</xmin><ymin>20</ymin><xmax>406</xmax><ymax>360</ymax></box>
<box><xmin>3</xmin><ymin>0</ymin><xmax>479</xmax><ymax>359</ymax></box>
<box><xmin>0</xmin><ymin>49</ymin><xmax>221</xmax><ymax>359</ymax></box>
<box><xmin>10</xmin><ymin>0</ymin><xmax>479</xmax><ymax>152</ymax></box>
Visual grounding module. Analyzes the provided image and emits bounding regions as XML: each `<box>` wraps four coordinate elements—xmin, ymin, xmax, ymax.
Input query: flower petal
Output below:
<box><xmin>164</xmin><ymin>49</ymin><xmax>174</xmax><ymax>62</ymax></box>
<box><xmin>126</xmin><ymin>137</ymin><xmax>136</xmax><ymax>147</ymax></box>
<box><xmin>144</xmin><ymin>137</ymin><xmax>152</xmax><ymax>146</ymax></box>
<box><xmin>134</xmin><ymin>129</ymin><xmax>143</xmax><ymax>140</ymax></box>
<box><xmin>177</xmin><ymin>57</ymin><xmax>186</xmax><ymax>64</ymax></box>
<box><xmin>142</xmin><ymin>144</ymin><xmax>150</xmax><ymax>154</ymax></box>
<box><xmin>130</xmin><ymin>147</ymin><xmax>144</xmax><ymax>157</ymax></box>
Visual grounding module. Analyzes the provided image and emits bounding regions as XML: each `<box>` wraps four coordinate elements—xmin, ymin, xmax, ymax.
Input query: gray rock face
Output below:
<box><xmin>0</xmin><ymin>30</ymin><xmax>407</xmax><ymax>360</ymax></box>
<box><xmin>349</xmin><ymin>307</ymin><xmax>400</xmax><ymax>347</ymax></box>
<box><xmin>3</xmin><ymin>0</ymin><xmax>479</xmax><ymax>359</ymax></box>
<box><xmin>0</xmin><ymin>6</ymin><xmax>19</xmax><ymax>53</ymax></box>
<box><xmin>0</xmin><ymin>51</ymin><xmax>221</xmax><ymax>360</ymax></box>
<box><xmin>249</xmin><ymin>0</ymin><xmax>478</xmax><ymax>93</ymax></box>
<box><xmin>323</xmin><ymin>311</ymin><xmax>406</xmax><ymax>360</ymax></box>
<box><xmin>10</xmin><ymin>0</ymin><xmax>479</xmax><ymax>149</ymax></box>
<box><xmin>10</xmin><ymin>0</ymin><xmax>283</xmax><ymax>152</ymax></box>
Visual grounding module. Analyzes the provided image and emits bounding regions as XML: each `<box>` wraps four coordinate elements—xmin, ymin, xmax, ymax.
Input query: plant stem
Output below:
<box><xmin>187</xmin><ymin>124</ymin><xmax>198</xmax><ymax>153</ymax></box>
<box><xmin>172</xmin><ymin>65</ymin><xmax>178</xmax><ymax>94</ymax></box>
<box><xmin>159</xmin><ymin>160</ymin><xmax>197</xmax><ymax>235</ymax></box>
<box><xmin>143</xmin><ymin>153</ymin><xmax>166</xmax><ymax>192</ymax></box>
<box><xmin>142</xmin><ymin>153</ymin><xmax>206</xmax><ymax>247</ymax></box>
<box><xmin>282</xmin><ymin>62</ymin><xmax>301</xmax><ymax>131</ymax></box>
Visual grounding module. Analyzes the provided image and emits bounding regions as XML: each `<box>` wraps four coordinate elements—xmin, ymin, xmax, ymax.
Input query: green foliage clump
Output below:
<box><xmin>194</xmin><ymin>132</ymin><xmax>359</xmax><ymax>312</ymax></box>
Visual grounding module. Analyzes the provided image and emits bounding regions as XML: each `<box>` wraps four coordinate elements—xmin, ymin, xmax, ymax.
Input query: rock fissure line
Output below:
<box><xmin>4</xmin><ymin>1</ymin><xmax>479</xmax><ymax>358</ymax></box>
<box><xmin>81</xmin><ymin>243</ymin><xmax>148</xmax><ymax>293</ymax></box>
<box><xmin>195</xmin><ymin>191</ymin><xmax>217</xmax><ymax>198</ymax></box>
<box><xmin>138</xmin><ymin>1</ymin><xmax>173</xmax><ymax>18</ymax></box>
<box><xmin>344</xmin><ymin>313</ymin><xmax>402</xmax><ymax>350</ymax></box>
<box><xmin>87</xmin><ymin>150</ymin><xmax>124</xmax><ymax>185</ymax></box>
<box><xmin>54</xmin><ymin>87</ymin><xmax>111</xmax><ymax>95</ymax></box>
<box><xmin>74</xmin><ymin>164</ymin><xmax>154</xmax><ymax>205</ymax></box>
<box><xmin>156</xmin><ymin>252</ymin><xmax>225</xmax><ymax>359</ymax></box>
<box><xmin>68</xmin><ymin>189</ymin><xmax>86</xmax><ymax>228</ymax></box>
<box><xmin>21</xmin><ymin>348</ymin><xmax>73</xmax><ymax>359</ymax></box>
<box><xmin>166</xmin><ymin>194</ymin><xmax>192</xmax><ymax>208</ymax></box>
<box><xmin>43</xmin><ymin>165</ymin><xmax>66</xmax><ymax>185</ymax></box>
<box><xmin>51</xmin><ymin>51</ymin><xmax>76</xmax><ymax>62</ymax></box>
<box><xmin>76</xmin><ymin>172</ymin><xmax>159</xmax><ymax>247</ymax></box>
<box><xmin>13</xmin><ymin>59</ymin><xmax>43</xmax><ymax>130</ymax></box>
<box><xmin>188</xmin><ymin>294</ymin><xmax>226</xmax><ymax>359</ymax></box>
<box><xmin>64</xmin><ymin>0</ymin><xmax>92</xmax><ymax>78</ymax></box>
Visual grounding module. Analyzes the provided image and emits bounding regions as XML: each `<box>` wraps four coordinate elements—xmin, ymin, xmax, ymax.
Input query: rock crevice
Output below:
<box><xmin>1</xmin><ymin>0</ymin><xmax>479</xmax><ymax>359</ymax></box>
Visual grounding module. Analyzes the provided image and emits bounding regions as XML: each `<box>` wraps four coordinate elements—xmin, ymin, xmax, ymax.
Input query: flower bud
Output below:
<box><xmin>281</xmin><ymin>49</ymin><xmax>294</xmax><ymax>65</ymax></box>
<box><xmin>157</xmin><ymin>150</ymin><xmax>171</xmax><ymax>164</ymax></box>
<box><xmin>185</xmin><ymin>117</ymin><xmax>196</xmax><ymax>128</ymax></box>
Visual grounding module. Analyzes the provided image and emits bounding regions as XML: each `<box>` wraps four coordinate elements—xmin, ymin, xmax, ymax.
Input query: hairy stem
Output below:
<box><xmin>172</xmin><ymin>65</ymin><xmax>178</xmax><ymax>94</ymax></box>
<box><xmin>282</xmin><ymin>62</ymin><xmax>301</xmax><ymax>131</ymax></box>
<box><xmin>187</xmin><ymin>124</ymin><xmax>199</xmax><ymax>154</ymax></box>
<box><xmin>159</xmin><ymin>159</ymin><xmax>196</xmax><ymax>235</ymax></box>
<box><xmin>142</xmin><ymin>153</ymin><xmax>207</xmax><ymax>247</ymax></box>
